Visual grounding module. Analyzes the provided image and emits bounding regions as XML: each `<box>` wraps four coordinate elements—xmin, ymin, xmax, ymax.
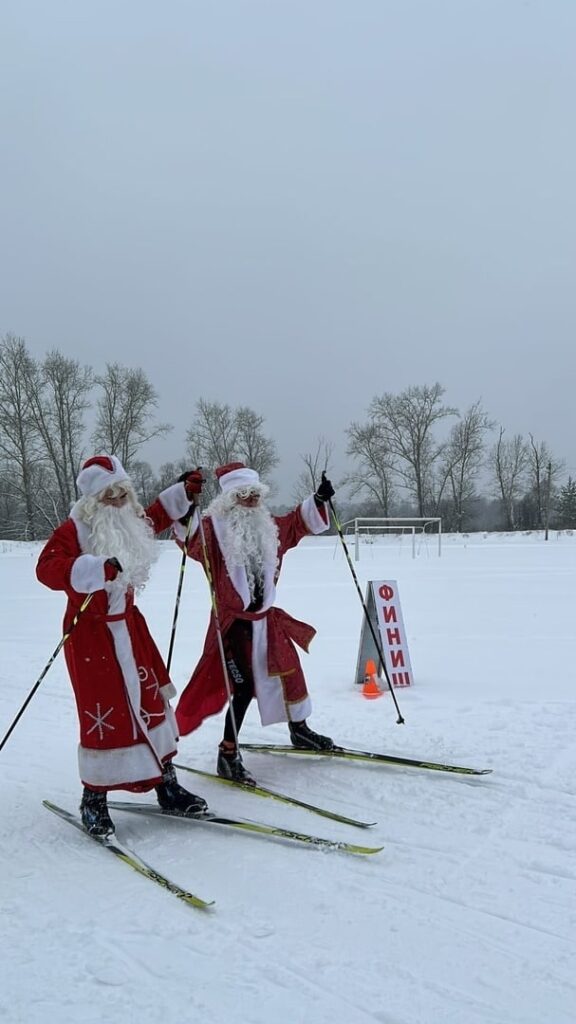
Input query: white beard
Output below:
<box><xmin>86</xmin><ymin>503</ymin><xmax>158</xmax><ymax>594</ymax></box>
<box><xmin>217</xmin><ymin>504</ymin><xmax>279</xmax><ymax>601</ymax></box>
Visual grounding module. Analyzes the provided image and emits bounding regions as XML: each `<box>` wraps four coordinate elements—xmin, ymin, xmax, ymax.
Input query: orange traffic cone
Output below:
<box><xmin>362</xmin><ymin>659</ymin><xmax>383</xmax><ymax>699</ymax></box>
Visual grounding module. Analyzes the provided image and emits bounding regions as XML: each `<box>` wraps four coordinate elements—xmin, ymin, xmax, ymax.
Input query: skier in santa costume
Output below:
<box><xmin>174</xmin><ymin>462</ymin><xmax>336</xmax><ymax>785</ymax></box>
<box><xmin>36</xmin><ymin>454</ymin><xmax>208</xmax><ymax>836</ymax></box>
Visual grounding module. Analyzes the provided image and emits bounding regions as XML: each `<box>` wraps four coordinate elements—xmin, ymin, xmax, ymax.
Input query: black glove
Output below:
<box><xmin>314</xmin><ymin>472</ymin><xmax>335</xmax><ymax>503</ymax></box>
<box><xmin>104</xmin><ymin>557</ymin><xmax>123</xmax><ymax>581</ymax></box>
<box><xmin>178</xmin><ymin>468</ymin><xmax>204</xmax><ymax>499</ymax></box>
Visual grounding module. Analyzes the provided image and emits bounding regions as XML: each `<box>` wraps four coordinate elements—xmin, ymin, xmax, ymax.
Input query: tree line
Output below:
<box><xmin>345</xmin><ymin>384</ymin><xmax>570</xmax><ymax>532</ymax></box>
<box><xmin>1</xmin><ymin>333</ymin><xmax>575</xmax><ymax>539</ymax></box>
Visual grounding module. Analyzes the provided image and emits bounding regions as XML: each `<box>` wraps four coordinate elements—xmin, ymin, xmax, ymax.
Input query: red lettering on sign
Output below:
<box><xmin>383</xmin><ymin>605</ymin><xmax>397</xmax><ymax>624</ymax></box>
<box><xmin>392</xmin><ymin>671</ymin><xmax>411</xmax><ymax>687</ymax></box>
<box><xmin>391</xmin><ymin>649</ymin><xmax>405</xmax><ymax>668</ymax></box>
<box><xmin>386</xmin><ymin>627</ymin><xmax>401</xmax><ymax>646</ymax></box>
<box><xmin>378</xmin><ymin>585</ymin><xmax>394</xmax><ymax>601</ymax></box>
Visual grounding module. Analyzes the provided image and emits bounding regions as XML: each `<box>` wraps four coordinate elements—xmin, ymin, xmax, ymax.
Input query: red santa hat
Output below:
<box><xmin>76</xmin><ymin>455</ymin><xmax>130</xmax><ymax>498</ymax></box>
<box><xmin>215</xmin><ymin>462</ymin><xmax>261</xmax><ymax>494</ymax></box>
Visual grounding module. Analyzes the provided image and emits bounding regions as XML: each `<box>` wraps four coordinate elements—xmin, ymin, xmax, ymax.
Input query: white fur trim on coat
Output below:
<box><xmin>251</xmin><ymin>618</ymin><xmax>312</xmax><ymax>725</ymax></box>
<box><xmin>210</xmin><ymin>514</ymin><xmax>278</xmax><ymax>612</ymax></box>
<box><xmin>218</xmin><ymin>467</ymin><xmax>260</xmax><ymax>493</ymax></box>
<box><xmin>78</xmin><ymin>718</ymin><xmax>177</xmax><ymax>788</ymax></box>
<box><xmin>76</xmin><ymin>455</ymin><xmax>129</xmax><ymax>498</ymax></box>
<box><xmin>300</xmin><ymin>494</ymin><xmax>330</xmax><ymax>535</ymax></box>
<box><xmin>70</xmin><ymin>554</ymin><xmax>106</xmax><ymax>595</ymax></box>
<box><xmin>157</xmin><ymin>481</ymin><xmax>192</xmax><ymax>521</ymax></box>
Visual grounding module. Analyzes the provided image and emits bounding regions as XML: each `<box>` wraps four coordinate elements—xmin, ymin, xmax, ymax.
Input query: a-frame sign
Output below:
<box><xmin>354</xmin><ymin>580</ymin><xmax>414</xmax><ymax>688</ymax></box>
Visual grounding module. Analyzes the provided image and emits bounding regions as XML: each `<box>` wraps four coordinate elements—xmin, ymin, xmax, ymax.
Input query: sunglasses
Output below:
<box><xmin>236</xmin><ymin>487</ymin><xmax>261</xmax><ymax>499</ymax></box>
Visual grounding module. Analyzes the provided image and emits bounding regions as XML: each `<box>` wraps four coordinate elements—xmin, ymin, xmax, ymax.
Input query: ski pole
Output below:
<box><xmin>166</xmin><ymin>467</ymin><xmax>206</xmax><ymax>674</ymax></box>
<box><xmin>323</xmin><ymin>473</ymin><xmax>405</xmax><ymax>724</ymax></box>
<box><xmin>0</xmin><ymin>592</ymin><xmax>94</xmax><ymax>754</ymax></box>
<box><xmin>166</xmin><ymin>509</ymin><xmax>195</xmax><ymax>675</ymax></box>
<box><xmin>195</xmin><ymin>502</ymin><xmax>241</xmax><ymax>748</ymax></box>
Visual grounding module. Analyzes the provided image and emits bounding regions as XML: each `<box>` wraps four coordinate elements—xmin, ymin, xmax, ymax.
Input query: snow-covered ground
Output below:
<box><xmin>1</xmin><ymin>530</ymin><xmax>575</xmax><ymax>1024</ymax></box>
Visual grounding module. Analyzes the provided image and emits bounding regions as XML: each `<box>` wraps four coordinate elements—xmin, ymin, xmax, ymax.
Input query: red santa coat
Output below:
<box><xmin>175</xmin><ymin>494</ymin><xmax>329</xmax><ymax>735</ymax></box>
<box><xmin>36</xmin><ymin>483</ymin><xmax>191</xmax><ymax>792</ymax></box>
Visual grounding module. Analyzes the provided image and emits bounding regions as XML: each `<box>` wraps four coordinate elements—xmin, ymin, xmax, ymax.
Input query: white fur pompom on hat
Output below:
<box><xmin>76</xmin><ymin>455</ymin><xmax>130</xmax><ymax>498</ymax></box>
<box><xmin>215</xmin><ymin>462</ymin><xmax>261</xmax><ymax>493</ymax></box>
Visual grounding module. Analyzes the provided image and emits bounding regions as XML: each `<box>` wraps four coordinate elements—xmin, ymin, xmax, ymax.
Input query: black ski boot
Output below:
<box><xmin>155</xmin><ymin>762</ymin><xmax>208</xmax><ymax>815</ymax></box>
<box><xmin>289</xmin><ymin>721</ymin><xmax>334</xmax><ymax>751</ymax></box>
<box><xmin>80</xmin><ymin>787</ymin><xmax>115</xmax><ymax>837</ymax></box>
<box><xmin>217</xmin><ymin>744</ymin><xmax>256</xmax><ymax>786</ymax></box>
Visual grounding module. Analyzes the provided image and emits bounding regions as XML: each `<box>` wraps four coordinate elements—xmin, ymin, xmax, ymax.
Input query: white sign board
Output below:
<box><xmin>354</xmin><ymin>580</ymin><xmax>414</xmax><ymax>687</ymax></box>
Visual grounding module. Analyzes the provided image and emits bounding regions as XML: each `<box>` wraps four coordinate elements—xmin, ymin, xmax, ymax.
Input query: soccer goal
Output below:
<box><xmin>343</xmin><ymin>517</ymin><xmax>442</xmax><ymax>560</ymax></box>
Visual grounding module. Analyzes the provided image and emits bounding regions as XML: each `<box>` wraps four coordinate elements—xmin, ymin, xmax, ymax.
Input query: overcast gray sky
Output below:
<box><xmin>1</xmin><ymin>0</ymin><xmax>575</xmax><ymax>496</ymax></box>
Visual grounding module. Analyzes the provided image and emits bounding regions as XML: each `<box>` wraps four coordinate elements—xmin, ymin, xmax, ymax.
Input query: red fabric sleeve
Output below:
<box><xmin>144</xmin><ymin>497</ymin><xmax>176</xmax><ymax>535</ymax></box>
<box><xmin>274</xmin><ymin>506</ymin><xmax>312</xmax><ymax>553</ymax></box>
<box><xmin>36</xmin><ymin>521</ymin><xmax>81</xmax><ymax>593</ymax></box>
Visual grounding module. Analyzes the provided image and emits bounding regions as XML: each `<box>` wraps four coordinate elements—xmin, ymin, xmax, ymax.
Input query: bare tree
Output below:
<box><xmin>186</xmin><ymin>400</ymin><xmax>238</xmax><ymax>477</ymax></box>
<box><xmin>0</xmin><ymin>334</ymin><xmax>42</xmax><ymax>538</ymax></box>
<box><xmin>25</xmin><ymin>349</ymin><xmax>93</xmax><ymax>519</ymax></box>
<box><xmin>345</xmin><ymin>421</ymin><xmax>396</xmax><ymax>515</ymax></box>
<box><xmin>186</xmin><ymin>400</ymin><xmax>278</xmax><ymax>500</ymax></box>
<box><xmin>92</xmin><ymin>363</ymin><xmax>172</xmax><ymax>467</ymax></box>
<box><xmin>29</xmin><ymin>462</ymin><xmax>69</xmax><ymax>535</ymax></box>
<box><xmin>0</xmin><ymin>468</ymin><xmax>17</xmax><ymax>537</ymax></box>
<box><xmin>489</xmin><ymin>428</ymin><xmax>529</xmax><ymax>529</ymax></box>
<box><xmin>155</xmin><ymin>459</ymin><xmax>192</xmax><ymax>494</ymax></box>
<box><xmin>526</xmin><ymin>434</ymin><xmax>564</xmax><ymax>529</ymax></box>
<box><xmin>234</xmin><ymin>407</ymin><xmax>279</xmax><ymax>478</ymax></box>
<box><xmin>371</xmin><ymin>383</ymin><xmax>458</xmax><ymax>515</ymax></box>
<box><xmin>292</xmin><ymin>436</ymin><xmax>334</xmax><ymax>503</ymax></box>
<box><xmin>441</xmin><ymin>401</ymin><xmax>494</xmax><ymax>531</ymax></box>
<box><xmin>128</xmin><ymin>460</ymin><xmax>158</xmax><ymax>507</ymax></box>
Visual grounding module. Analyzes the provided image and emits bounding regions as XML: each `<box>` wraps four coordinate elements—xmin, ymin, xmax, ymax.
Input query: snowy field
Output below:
<box><xmin>1</xmin><ymin>529</ymin><xmax>575</xmax><ymax>1024</ymax></box>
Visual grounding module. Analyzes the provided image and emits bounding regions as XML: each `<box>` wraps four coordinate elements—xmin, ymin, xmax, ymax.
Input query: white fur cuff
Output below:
<box><xmin>300</xmin><ymin>494</ymin><xmax>330</xmax><ymax>535</ymax></box>
<box><xmin>158</xmin><ymin>482</ymin><xmax>192</xmax><ymax>521</ymax></box>
<box><xmin>70</xmin><ymin>554</ymin><xmax>106</xmax><ymax>594</ymax></box>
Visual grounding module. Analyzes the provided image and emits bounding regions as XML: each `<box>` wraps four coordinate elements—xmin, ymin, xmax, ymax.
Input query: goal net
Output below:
<box><xmin>342</xmin><ymin>517</ymin><xmax>442</xmax><ymax>560</ymax></box>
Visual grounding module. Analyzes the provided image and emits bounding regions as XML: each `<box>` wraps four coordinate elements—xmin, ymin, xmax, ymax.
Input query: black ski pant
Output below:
<box><xmin>222</xmin><ymin>619</ymin><xmax>256</xmax><ymax>744</ymax></box>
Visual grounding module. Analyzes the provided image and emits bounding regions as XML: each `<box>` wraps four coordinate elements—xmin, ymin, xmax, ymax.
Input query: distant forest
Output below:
<box><xmin>1</xmin><ymin>332</ymin><xmax>575</xmax><ymax>540</ymax></box>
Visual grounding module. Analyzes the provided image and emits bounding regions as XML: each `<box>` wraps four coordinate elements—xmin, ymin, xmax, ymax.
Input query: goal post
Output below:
<box><xmin>342</xmin><ymin>517</ymin><xmax>442</xmax><ymax>560</ymax></box>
